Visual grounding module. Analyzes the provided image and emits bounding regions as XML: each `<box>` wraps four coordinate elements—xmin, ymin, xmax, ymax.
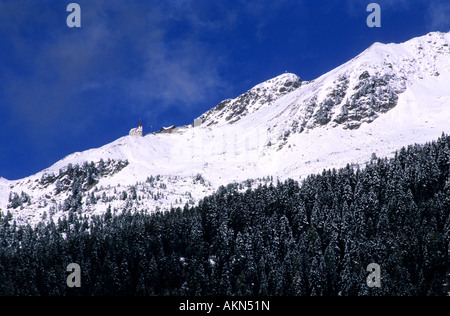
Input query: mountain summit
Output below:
<box><xmin>1</xmin><ymin>31</ymin><xmax>450</xmax><ymax>225</ymax></box>
<box><xmin>199</xmin><ymin>73</ymin><xmax>302</xmax><ymax>127</ymax></box>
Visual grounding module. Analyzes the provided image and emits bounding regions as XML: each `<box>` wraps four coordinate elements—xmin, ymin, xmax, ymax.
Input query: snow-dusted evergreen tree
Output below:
<box><xmin>1</xmin><ymin>134</ymin><xmax>449</xmax><ymax>295</ymax></box>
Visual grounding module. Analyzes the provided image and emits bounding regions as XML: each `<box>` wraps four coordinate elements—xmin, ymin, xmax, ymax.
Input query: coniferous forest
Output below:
<box><xmin>0</xmin><ymin>135</ymin><xmax>449</xmax><ymax>296</ymax></box>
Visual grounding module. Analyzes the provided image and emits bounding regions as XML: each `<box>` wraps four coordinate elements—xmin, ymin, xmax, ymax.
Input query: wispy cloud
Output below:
<box><xmin>0</xmin><ymin>0</ymin><xmax>235</xmax><ymax>136</ymax></box>
<box><xmin>426</xmin><ymin>0</ymin><xmax>450</xmax><ymax>30</ymax></box>
<box><xmin>122</xmin><ymin>1</ymin><xmax>234</xmax><ymax>117</ymax></box>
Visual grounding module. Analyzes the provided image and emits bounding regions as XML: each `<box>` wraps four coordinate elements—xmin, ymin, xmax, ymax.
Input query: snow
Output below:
<box><xmin>1</xmin><ymin>31</ymin><xmax>450</xmax><ymax>226</ymax></box>
<box><xmin>0</xmin><ymin>178</ymin><xmax>10</xmax><ymax>209</ymax></box>
<box><xmin>198</xmin><ymin>73</ymin><xmax>302</xmax><ymax>128</ymax></box>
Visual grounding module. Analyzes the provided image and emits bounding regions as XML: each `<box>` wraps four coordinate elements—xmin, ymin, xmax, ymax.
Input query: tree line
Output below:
<box><xmin>0</xmin><ymin>134</ymin><xmax>449</xmax><ymax>296</ymax></box>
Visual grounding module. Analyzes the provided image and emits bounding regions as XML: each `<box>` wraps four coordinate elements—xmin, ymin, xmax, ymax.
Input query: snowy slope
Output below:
<box><xmin>1</xmin><ymin>31</ymin><xmax>450</xmax><ymax>226</ymax></box>
<box><xmin>198</xmin><ymin>73</ymin><xmax>302</xmax><ymax>127</ymax></box>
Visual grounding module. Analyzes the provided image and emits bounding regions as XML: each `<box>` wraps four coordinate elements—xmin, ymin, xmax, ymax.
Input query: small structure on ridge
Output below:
<box><xmin>159</xmin><ymin>125</ymin><xmax>177</xmax><ymax>134</ymax></box>
<box><xmin>129</xmin><ymin>120</ymin><xmax>143</xmax><ymax>137</ymax></box>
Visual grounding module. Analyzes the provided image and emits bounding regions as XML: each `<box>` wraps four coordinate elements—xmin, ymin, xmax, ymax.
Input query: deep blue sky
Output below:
<box><xmin>0</xmin><ymin>0</ymin><xmax>449</xmax><ymax>180</ymax></box>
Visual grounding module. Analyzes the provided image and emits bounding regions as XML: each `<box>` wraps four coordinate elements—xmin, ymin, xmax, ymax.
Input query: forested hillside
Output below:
<box><xmin>1</xmin><ymin>134</ymin><xmax>449</xmax><ymax>296</ymax></box>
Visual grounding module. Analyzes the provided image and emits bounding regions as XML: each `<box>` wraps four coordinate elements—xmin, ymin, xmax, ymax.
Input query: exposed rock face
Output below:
<box><xmin>199</xmin><ymin>73</ymin><xmax>302</xmax><ymax>127</ymax></box>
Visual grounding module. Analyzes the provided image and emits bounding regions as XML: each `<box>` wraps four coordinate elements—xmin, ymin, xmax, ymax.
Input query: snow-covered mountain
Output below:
<box><xmin>198</xmin><ymin>73</ymin><xmax>302</xmax><ymax>127</ymax></box>
<box><xmin>2</xmin><ymin>31</ymin><xmax>450</xmax><ymax>226</ymax></box>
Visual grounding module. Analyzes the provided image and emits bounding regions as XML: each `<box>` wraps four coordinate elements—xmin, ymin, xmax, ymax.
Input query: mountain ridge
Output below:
<box><xmin>1</xmin><ymin>31</ymin><xmax>450</xmax><ymax>225</ymax></box>
<box><xmin>198</xmin><ymin>73</ymin><xmax>302</xmax><ymax>127</ymax></box>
